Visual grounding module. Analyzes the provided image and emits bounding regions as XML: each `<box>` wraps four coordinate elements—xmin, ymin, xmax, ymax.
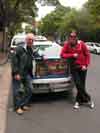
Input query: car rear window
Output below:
<box><xmin>95</xmin><ymin>43</ymin><xmax>100</xmax><ymax>47</ymax></box>
<box><xmin>12</xmin><ymin>38</ymin><xmax>25</xmax><ymax>46</ymax></box>
<box><xmin>34</xmin><ymin>45</ymin><xmax>51</xmax><ymax>51</ymax></box>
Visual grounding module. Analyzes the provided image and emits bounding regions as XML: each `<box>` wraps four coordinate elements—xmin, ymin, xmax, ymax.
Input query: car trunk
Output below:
<box><xmin>33</xmin><ymin>58</ymin><xmax>70</xmax><ymax>79</ymax></box>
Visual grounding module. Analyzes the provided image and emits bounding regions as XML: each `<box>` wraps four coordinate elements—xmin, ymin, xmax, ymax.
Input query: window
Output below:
<box><xmin>12</xmin><ymin>38</ymin><xmax>25</xmax><ymax>46</ymax></box>
<box><xmin>95</xmin><ymin>43</ymin><xmax>100</xmax><ymax>47</ymax></box>
<box><xmin>34</xmin><ymin>45</ymin><xmax>51</xmax><ymax>51</ymax></box>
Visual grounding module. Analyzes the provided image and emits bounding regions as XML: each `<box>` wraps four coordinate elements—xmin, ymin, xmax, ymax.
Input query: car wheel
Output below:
<box><xmin>94</xmin><ymin>49</ymin><xmax>97</xmax><ymax>54</ymax></box>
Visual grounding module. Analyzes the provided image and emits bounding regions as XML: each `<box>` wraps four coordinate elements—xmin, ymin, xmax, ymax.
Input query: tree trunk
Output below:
<box><xmin>0</xmin><ymin>31</ymin><xmax>3</xmax><ymax>52</ymax></box>
<box><xmin>0</xmin><ymin>27</ymin><xmax>8</xmax><ymax>52</ymax></box>
<box><xmin>3</xmin><ymin>27</ymin><xmax>8</xmax><ymax>52</ymax></box>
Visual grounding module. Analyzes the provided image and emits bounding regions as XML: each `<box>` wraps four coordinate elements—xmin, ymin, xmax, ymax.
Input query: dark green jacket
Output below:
<box><xmin>11</xmin><ymin>45</ymin><xmax>33</xmax><ymax>78</ymax></box>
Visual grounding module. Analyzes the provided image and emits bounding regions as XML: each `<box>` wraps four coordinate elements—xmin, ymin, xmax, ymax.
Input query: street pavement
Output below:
<box><xmin>0</xmin><ymin>52</ymin><xmax>8</xmax><ymax>65</ymax></box>
<box><xmin>0</xmin><ymin>54</ymin><xmax>100</xmax><ymax>133</ymax></box>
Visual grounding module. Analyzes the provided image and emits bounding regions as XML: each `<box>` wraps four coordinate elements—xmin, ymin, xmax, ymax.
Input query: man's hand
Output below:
<box><xmin>73</xmin><ymin>53</ymin><xmax>78</xmax><ymax>58</ymax></box>
<box><xmin>82</xmin><ymin>65</ymin><xmax>87</xmax><ymax>71</ymax></box>
<box><xmin>14</xmin><ymin>74</ymin><xmax>21</xmax><ymax>80</ymax></box>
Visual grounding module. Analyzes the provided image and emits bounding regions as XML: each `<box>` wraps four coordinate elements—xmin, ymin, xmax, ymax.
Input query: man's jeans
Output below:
<box><xmin>12</xmin><ymin>75</ymin><xmax>32</xmax><ymax>109</ymax></box>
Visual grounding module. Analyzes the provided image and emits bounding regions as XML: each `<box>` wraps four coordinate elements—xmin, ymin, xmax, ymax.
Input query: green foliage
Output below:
<box><xmin>0</xmin><ymin>0</ymin><xmax>37</xmax><ymax>35</ymax></box>
<box><xmin>87</xmin><ymin>0</ymin><xmax>100</xmax><ymax>17</ymax></box>
<box><xmin>39</xmin><ymin>5</ymin><xmax>96</xmax><ymax>41</ymax></box>
<box><xmin>25</xmin><ymin>25</ymin><xmax>34</xmax><ymax>33</ymax></box>
<box><xmin>37</xmin><ymin>0</ymin><xmax>60</xmax><ymax>6</ymax></box>
<box><xmin>0</xmin><ymin>0</ymin><xmax>100</xmax><ymax>43</ymax></box>
<box><xmin>39</xmin><ymin>6</ymin><xmax>71</xmax><ymax>39</ymax></box>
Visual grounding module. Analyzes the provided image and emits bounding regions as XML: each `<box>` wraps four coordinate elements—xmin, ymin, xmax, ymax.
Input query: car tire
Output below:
<box><xmin>94</xmin><ymin>49</ymin><xmax>97</xmax><ymax>54</ymax></box>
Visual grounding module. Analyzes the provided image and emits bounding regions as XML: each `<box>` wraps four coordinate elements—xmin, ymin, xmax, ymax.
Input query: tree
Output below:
<box><xmin>0</xmin><ymin>0</ymin><xmax>38</xmax><ymax>51</ymax></box>
<box><xmin>87</xmin><ymin>0</ymin><xmax>100</xmax><ymax>18</ymax></box>
<box><xmin>39</xmin><ymin>6</ymin><xmax>92</xmax><ymax>41</ymax></box>
<box><xmin>38</xmin><ymin>5</ymin><xmax>71</xmax><ymax>41</ymax></box>
<box><xmin>37</xmin><ymin>0</ymin><xmax>60</xmax><ymax>6</ymax></box>
<box><xmin>83</xmin><ymin>0</ymin><xmax>100</xmax><ymax>41</ymax></box>
<box><xmin>0</xmin><ymin>0</ymin><xmax>60</xmax><ymax>51</ymax></box>
<box><xmin>38</xmin><ymin>0</ymin><xmax>100</xmax><ymax>42</ymax></box>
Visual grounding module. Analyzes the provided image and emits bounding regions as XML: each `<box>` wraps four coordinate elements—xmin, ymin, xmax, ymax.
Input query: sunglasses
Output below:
<box><xmin>70</xmin><ymin>35</ymin><xmax>77</xmax><ymax>38</ymax></box>
<box><xmin>69</xmin><ymin>36</ymin><xmax>77</xmax><ymax>39</ymax></box>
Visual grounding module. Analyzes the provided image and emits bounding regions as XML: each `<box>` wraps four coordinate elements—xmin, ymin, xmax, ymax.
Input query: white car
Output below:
<box><xmin>10</xmin><ymin>34</ymin><xmax>47</xmax><ymax>54</ymax></box>
<box><xmin>86</xmin><ymin>42</ymin><xmax>100</xmax><ymax>54</ymax></box>
<box><xmin>10</xmin><ymin>34</ymin><xmax>74</xmax><ymax>93</ymax></box>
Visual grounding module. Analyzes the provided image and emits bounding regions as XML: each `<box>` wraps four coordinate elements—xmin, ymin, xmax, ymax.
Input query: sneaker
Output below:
<box><xmin>22</xmin><ymin>106</ymin><xmax>30</xmax><ymax>111</ymax></box>
<box><xmin>16</xmin><ymin>108</ymin><xmax>24</xmax><ymax>115</ymax></box>
<box><xmin>73</xmin><ymin>102</ymin><xmax>80</xmax><ymax>109</ymax></box>
<box><xmin>88</xmin><ymin>101</ymin><xmax>95</xmax><ymax>109</ymax></box>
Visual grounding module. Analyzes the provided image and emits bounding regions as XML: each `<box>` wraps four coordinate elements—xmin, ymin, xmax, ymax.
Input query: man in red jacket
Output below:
<box><xmin>61</xmin><ymin>32</ymin><xmax>94</xmax><ymax>109</ymax></box>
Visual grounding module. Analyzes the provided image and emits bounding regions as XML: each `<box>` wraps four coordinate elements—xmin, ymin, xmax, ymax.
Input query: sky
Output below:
<box><xmin>59</xmin><ymin>0</ymin><xmax>88</xmax><ymax>9</ymax></box>
<box><xmin>35</xmin><ymin>4</ymin><xmax>55</xmax><ymax>21</ymax></box>
<box><xmin>36</xmin><ymin>0</ymin><xmax>88</xmax><ymax>20</ymax></box>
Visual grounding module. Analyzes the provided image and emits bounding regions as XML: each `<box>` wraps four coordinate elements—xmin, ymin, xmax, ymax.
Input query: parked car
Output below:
<box><xmin>10</xmin><ymin>34</ymin><xmax>74</xmax><ymax>93</ymax></box>
<box><xmin>85</xmin><ymin>42</ymin><xmax>100</xmax><ymax>54</ymax></box>
<box><xmin>10</xmin><ymin>34</ymin><xmax>47</xmax><ymax>55</ymax></box>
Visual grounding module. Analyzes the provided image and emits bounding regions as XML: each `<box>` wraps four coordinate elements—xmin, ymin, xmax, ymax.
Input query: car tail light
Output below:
<box><xmin>35</xmin><ymin>60</ymin><xmax>48</xmax><ymax>77</ymax></box>
<box><xmin>10</xmin><ymin>47</ymin><xmax>15</xmax><ymax>53</ymax></box>
<box><xmin>35</xmin><ymin>59</ymin><xmax>69</xmax><ymax>77</ymax></box>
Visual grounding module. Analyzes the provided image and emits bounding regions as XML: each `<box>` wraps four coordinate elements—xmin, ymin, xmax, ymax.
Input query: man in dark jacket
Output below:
<box><xmin>60</xmin><ymin>32</ymin><xmax>94</xmax><ymax>109</ymax></box>
<box><xmin>11</xmin><ymin>33</ymin><xmax>35</xmax><ymax>114</ymax></box>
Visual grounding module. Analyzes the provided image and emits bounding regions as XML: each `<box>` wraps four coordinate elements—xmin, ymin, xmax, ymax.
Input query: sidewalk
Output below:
<box><xmin>0</xmin><ymin>52</ymin><xmax>7</xmax><ymax>63</ymax></box>
<box><xmin>0</xmin><ymin>63</ymin><xmax>11</xmax><ymax>133</ymax></box>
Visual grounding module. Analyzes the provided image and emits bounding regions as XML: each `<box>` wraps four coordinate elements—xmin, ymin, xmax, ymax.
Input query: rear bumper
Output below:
<box><xmin>32</xmin><ymin>77</ymin><xmax>71</xmax><ymax>84</ymax></box>
<box><xmin>31</xmin><ymin>76</ymin><xmax>74</xmax><ymax>93</ymax></box>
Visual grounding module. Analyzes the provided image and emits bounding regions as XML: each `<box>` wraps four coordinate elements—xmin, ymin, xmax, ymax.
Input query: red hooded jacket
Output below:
<box><xmin>60</xmin><ymin>40</ymin><xmax>90</xmax><ymax>68</ymax></box>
